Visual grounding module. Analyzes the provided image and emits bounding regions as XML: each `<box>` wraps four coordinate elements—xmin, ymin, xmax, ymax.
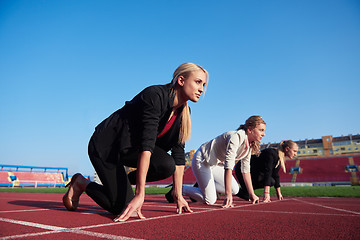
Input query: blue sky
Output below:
<box><xmin>1</xmin><ymin>0</ymin><xmax>359</xmax><ymax>176</ymax></box>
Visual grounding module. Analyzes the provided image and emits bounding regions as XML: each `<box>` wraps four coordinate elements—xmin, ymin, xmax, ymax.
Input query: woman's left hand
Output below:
<box><xmin>276</xmin><ymin>187</ymin><xmax>283</xmax><ymax>200</ymax></box>
<box><xmin>263</xmin><ymin>193</ymin><xmax>271</xmax><ymax>203</ymax></box>
<box><xmin>113</xmin><ymin>194</ymin><xmax>146</xmax><ymax>222</ymax></box>
<box><xmin>175</xmin><ymin>195</ymin><xmax>193</xmax><ymax>214</ymax></box>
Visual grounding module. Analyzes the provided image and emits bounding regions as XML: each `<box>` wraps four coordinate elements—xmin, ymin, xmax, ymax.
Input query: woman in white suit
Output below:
<box><xmin>181</xmin><ymin>116</ymin><xmax>266</xmax><ymax>207</ymax></box>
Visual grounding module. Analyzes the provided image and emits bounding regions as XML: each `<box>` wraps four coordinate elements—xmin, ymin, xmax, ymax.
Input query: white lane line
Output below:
<box><xmin>0</xmin><ymin>217</ymin><xmax>143</xmax><ymax>240</ymax></box>
<box><xmin>0</xmin><ymin>230</ymin><xmax>143</xmax><ymax>240</ymax></box>
<box><xmin>0</xmin><ymin>230</ymin><xmax>62</xmax><ymax>240</ymax></box>
<box><xmin>76</xmin><ymin>200</ymin><xmax>279</xmax><ymax>230</ymax></box>
<box><xmin>0</xmin><ymin>208</ymin><xmax>51</xmax><ymax>213</ymax></box>
<box><xmin>72</xmin><ymin>230</ymin><xmax>144</xmax><ymax>240</ymax></box>
<box><xmin>5</xmin><ymin>197</ymin><xmax>348</xmax><ymax>239</ymax></box>
<box><xmin>231</xmin><ymin>209</ymin><xmax>360</xmax><ymax>217</ymax></box>
<box><xmin>0</xmin><ymin>201</ymin><xmax>243</xmax><ymax>214</ymax></box>
<box><xmin>0</xmin><ymin>217</ymin><xmax>66</xmax><ymax>231</ymax></box>
<box><xmin>294</xmin><ymin>198</ymin><xmax>360</xmax><ymax>215</ymax></box>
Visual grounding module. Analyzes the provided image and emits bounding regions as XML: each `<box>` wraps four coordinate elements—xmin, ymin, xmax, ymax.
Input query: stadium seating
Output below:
<box><xmin>0</xmin><ymin>171</ymin><xmax>12</xmax><ymax>187</ymax></box>
<box><xmin>142</xmin><ymin>155</ymin><xmax>360</xmax><ymax>186</ymax></box>
<box><xmin>278</xmin><ymin>160</ymin><xmax>295</xmax><ymax>183</ymax></box>
<box><xmin>149</xmin><ymin>167</ymin><xmax>197</xmax><ymax>186</ymax></box>
<box><xmin>149</xmin><ymin>175</ymin><xmax>172</xmax><ymax>186</ymax></box>
<box><xmin>11</xmin><ymin>172</ymin><xmax>65</xmax><ymax>187</ymax></box>
<box><xmin>182</xmin><ymin>167</ymin><xmax>197</xmax><ymax>185</ymax></box>
<box><xmin>291</xmin><ymin>157</ymin><xmax>351</xmax><ymax>183</ymax></box>
<box><xmin>352</xmin><ymin>155</ymin><xmax>360</xmax><ymax>179</ymax></box>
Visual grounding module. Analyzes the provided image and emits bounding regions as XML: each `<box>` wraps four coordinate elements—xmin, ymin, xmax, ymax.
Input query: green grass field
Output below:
<box><xmin>1</xmin><ymin>186</ymin><xmax>359</xmax><ymax>197</ymax></box>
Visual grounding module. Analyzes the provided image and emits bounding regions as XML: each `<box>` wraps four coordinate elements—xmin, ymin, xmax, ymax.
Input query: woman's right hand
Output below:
<box><xmin>222</xmin><ymin>194</ymin><xmax>234</xmax><ymax>208</ymax></box>
<box><xmin>174</xmin><ymin>194</ymin><xmax>193</xmax><ymax>214</ymax></box>
<box><xmin>113</xmin><ymin>194</ymin><xmax>146</xmax><ymax>222</ymax></box>
<box><xmin>114</xmin><ymin>151</ymin><xmax>150</xmax><ymax>222</ymax></box>
<box><xmin>250</xmin><ymin>193</ymin><xmax>259</xmax><ymax>204</ymax></box>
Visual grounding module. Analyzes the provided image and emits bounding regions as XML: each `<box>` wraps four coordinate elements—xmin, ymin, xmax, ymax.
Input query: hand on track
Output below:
<box><xmin>222</xmin><ymin>195</ymin><xmax>234</xmax><ymax>208</ymax></box>
<box><xmin>250</xmin><ymin>194</ymin><xmax>259</xmax><ymax>204</ymax></box>
<box><xmin>175</xmin><ymin>195</ymin><xmax>193</xmax><ymax>214</ymax></box>
<box><xmin>113</xmin><ymin>195</ymin><xmax>146</xmax><ymax>222</ymax></box>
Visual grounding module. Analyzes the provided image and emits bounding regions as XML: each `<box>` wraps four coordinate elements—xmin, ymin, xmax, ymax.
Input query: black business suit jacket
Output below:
<box><xmin>90</xmin><ymin>84</ymin><xmax>186</xmax><ymax>166</ymax></box>
<box><xmin>250</xmin><ymin>148</ymin><xmax>281</xmax><ymax>188</ymax></box>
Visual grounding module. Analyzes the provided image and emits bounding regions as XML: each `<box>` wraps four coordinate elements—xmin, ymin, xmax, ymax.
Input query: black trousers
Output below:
<box><xmin>234</xmin><ymin>161</ymin><xmax>275</xmax><ymax>197</ymax></box>
<box><xmin>85</xmin><ymin>139</ymin><xmax>176</xmax><ymax>215</ymax></box>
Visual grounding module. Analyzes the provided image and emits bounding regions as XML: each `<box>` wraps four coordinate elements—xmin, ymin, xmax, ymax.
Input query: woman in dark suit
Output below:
<box><xmin>63</xmin><ymin>63</ymin><xmax>208</xmax><ymax>221</ymax></box>
<box><xmin>235</xmin><ymin>140</ymin><xmax>298</xmax><ymax>202</ymax></box>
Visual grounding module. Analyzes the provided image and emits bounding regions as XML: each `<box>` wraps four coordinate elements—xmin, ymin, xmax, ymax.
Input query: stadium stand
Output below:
<box><xmin>295</xmin><ymin>157</ymin><xmax>350</xmax><ymax>182</ymax></box>
<box><xmin>12</xmin><ymin>172</ymin><xmax>65</xmax><ymax>187</ymax></box>
<box><xmin>278</xmin><ymin>156</ymin><xmax>358</xmax><ymax>184</ymax></box>
<box><xmin>140</xmin><ymin>154</ymin><xmax>360</xmax><ymax>186</ymax></box>
<box><xmin>0</xmin><ymin>165</ymin><xmax>68</xmax><ymax>188</ymax></box>
<box><xmin>353</xmin><ymin>155</ymin><xmax>360</xmax><ymax>165</ymax></box>
<box><xmin>182</xmin><ymin>167</ymin><xmax>197</xmax><ymax>185</ymax></box>
<box><xmin>275</xmin><ymin>155</ymin><xmax>360</xmax><ymax>186</ymax></box>
<box><xmin>148</xmin><ymin>157</ymin><xmax>356</xmax><ymax>186</ymax></box>
<box><xmin>149</xmin><ymin>167</ymin><xmax>196</xmax><ymax>186</ymax></box>
<box><xmin>0</xmin><ymin>171</ymin><xmax>12</xmax><ymax>187</ymax></box>
<box><xmin>278</xmin><ymin>160</ymin><xmax>295</xmax><ymax>183</ymax></box>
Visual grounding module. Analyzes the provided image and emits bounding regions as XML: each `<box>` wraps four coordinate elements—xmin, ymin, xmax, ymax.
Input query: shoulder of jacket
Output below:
<box><xmin>235</xmin><ymin>129</ymin><xmax>246</xmax><ymax>139</ymax></box>
<box><xmin>226</xmin><ymin>130</ymin><xmax>245</xmax><ymax>144</ymax></box>
<box><xmin>139</xmin><ymin>84</ymin><xmax>170</xmax><ymax>102</ymax></box>
<box><xmin>262</xmin><ymin>148</ymin><xmax>276</xmax><ymax>154</ymax></box>
<box><xmin>142</xmin><ymin>84</ymin><xmax>168</xmax><ymax>94</ymax></box>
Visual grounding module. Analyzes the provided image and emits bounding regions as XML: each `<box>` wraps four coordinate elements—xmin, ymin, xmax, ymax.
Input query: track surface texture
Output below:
<box><xmin>0</xmin><ymin>192</ymin><xmax>359</xmax><ymax>239</ymax></box>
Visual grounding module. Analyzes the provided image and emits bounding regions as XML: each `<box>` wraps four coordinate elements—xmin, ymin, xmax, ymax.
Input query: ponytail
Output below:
<box><xmin>170</xmin><ymin>62</ymin><xmax>208</xmax><ymax>144</ymax></box>
<box><xmin>179</xmin><ymin>102</ymin><xmax>191</xmax><ymax>143</ymax></box>
<box><xmin>278</xmin><ymin>140</ymin><xmax>297</xmax><ymax>173</ymax></box>
<box><xmin>277</xmin><ymin>141</ymin><xmax>286</xmax><ymax>173</ymax></box>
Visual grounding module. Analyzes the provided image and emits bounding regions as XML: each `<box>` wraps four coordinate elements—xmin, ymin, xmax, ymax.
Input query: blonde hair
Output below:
<box><xmin>237</xmin><ymin>115</ymin><xmax>266</xmax><ymax>156</ymax></box>
<box><xmin>277</xmin><ymin>140</ymin><xmax>298</xmax><ymax>173</ymax></box>
<box><xmin>170</xmin><ymin>63</ymin><xmax>209</xmax><ymax>143</ymax></box>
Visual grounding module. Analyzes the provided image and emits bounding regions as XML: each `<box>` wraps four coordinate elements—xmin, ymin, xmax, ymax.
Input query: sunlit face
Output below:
<box><xmin>247</xmin><ymin>123</ymin><xmax>266</xmax><ymax>143</ymax></box>
<box><xmin>285</xmin><ymin>145</ymin><xmax>298</xmax><ymax>159</ymax></box>
<box><xmin>178</xmin><ymin>70</ymin><xmax>207</xmax><ymax>103</ymax></box>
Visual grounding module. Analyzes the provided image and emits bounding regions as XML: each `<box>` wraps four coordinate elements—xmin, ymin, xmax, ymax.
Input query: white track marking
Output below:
<box><xmin>71</xmin><ymin>230</ymin><xmax>143</xmax><ymax>240</ymax></box>
<box><xmin>0</xmin><ymin>217</ymin><xmax>66</xmax><ymax>231</ymax></box>
<box><xmin>77</xmin><ymin>200</ymin><xmax>276</xmax><ymax>230</ymax></box>
<box><xmin>0</xmin><ymin>230</ymin><xmax>142</xmax><ymax>240</ymax></box>
<box><xmin>293</xmin><ymin>198</ymin><xmax>360</xmax><ymax>215</ymax></box>
<box><xmin>0</xmin><ymin>217</ymin><xmax>142</xmax><ymax>240</ymax></box>
<box><xmin>231</xmin><ymin>209</ymin><xmax>360</xmax><ymax>217</ymax></box>
<box><xmin>0</xmin><ymin>208</ymin><xmax>51</xmax><ymax>213</ymax></box>
<box><xmin>1</xmin><ymin>197</ymin><xmax>358</xmax><ymax>239</ymax></box>
<box><xmin>0</xmin><ymin>230</ymin><xmax>63</xmax><ymax>240</ymax></box>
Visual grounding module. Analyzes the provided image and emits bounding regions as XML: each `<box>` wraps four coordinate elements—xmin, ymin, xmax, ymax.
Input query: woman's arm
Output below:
<box><xmin>242</xmin><ymin>172</ymin><xmax>259</xmax><ymax>204</ymax></box>
<box><xmin>135</xmin><ymin>151</ymin><xmax>151</xmax><ymax>197</ymax></box>
<box><xmin>114</xmin><ymin>151</ymin><xmax>151</xmax><ymax>222</ymax></box>
<box><xmin>263</xmin><ymin>185</ymin><xmax>271</xmax><ymax>202</ymax></box>
<box><xmin>173</xmin><ymin>165</ymin><xmax>193</xmax><ymax>214</ymax></box>
<box><xmin>276</xmin><ymin>187</ymin><xmax>283</xmax><ymax>200</ymax></box>
<box><xmin>223</xmin><ymin>168</ymin><xmax>234</xmax><ymax>208</ymax></box>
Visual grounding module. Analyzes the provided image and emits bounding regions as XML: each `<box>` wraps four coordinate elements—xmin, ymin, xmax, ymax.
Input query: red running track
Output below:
<box><xmin>0</xmin><ymin>192</ymin><xmax>359</xmax><ymax>239</ymax></box>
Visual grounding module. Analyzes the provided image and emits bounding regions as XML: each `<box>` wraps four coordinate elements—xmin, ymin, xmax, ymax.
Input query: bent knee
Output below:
<box><xmin>152</xmin><ymin>161</ymin><xmax>175</xmax><ymax>180</ymax></box>
<box><xmin>204</xmin><ymin>195</ymin><xmax>217</xmax><ymax>205</ymax></box>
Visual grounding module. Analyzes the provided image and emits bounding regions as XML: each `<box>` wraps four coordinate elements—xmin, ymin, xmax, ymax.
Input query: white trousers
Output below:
<box><xmin>183</xmin><ymin>149</ymin><xmax>239</xmax><ymax>205</ymax></box>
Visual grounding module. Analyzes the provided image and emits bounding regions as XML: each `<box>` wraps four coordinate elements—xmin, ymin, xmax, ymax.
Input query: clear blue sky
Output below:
<box><xmin>1</xmin><ymin>0</ymin><xmax>359</xmax><ymax>176</ymax></box>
